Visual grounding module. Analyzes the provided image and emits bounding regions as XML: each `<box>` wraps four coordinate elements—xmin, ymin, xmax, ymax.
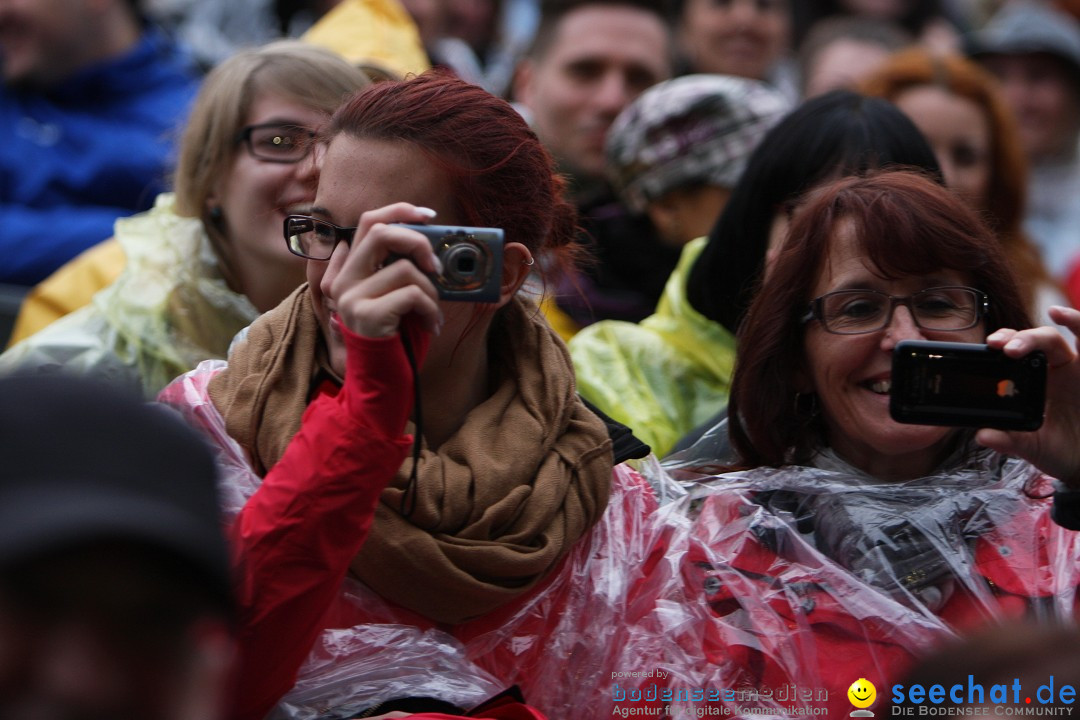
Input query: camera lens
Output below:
<box><xmin>455</xmin><ymin>255</ymin><xmax>476</xmax><ymax>274</ymax></box>
<box><xmin>441</xmin><ymin>242</ymin><xmax>488</xmax><ymax>290</ymax></box>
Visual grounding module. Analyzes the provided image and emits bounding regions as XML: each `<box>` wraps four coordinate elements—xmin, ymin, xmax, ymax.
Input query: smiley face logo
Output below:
<box><xmin>848</xmin><ymin>678</ymin><xmax>877</xmax><ymax>709</ymax></box>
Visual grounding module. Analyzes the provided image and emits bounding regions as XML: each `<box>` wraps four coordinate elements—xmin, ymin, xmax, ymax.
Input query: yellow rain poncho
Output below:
<box><xmin>569</xmin><ymin>237</ymin><xmax>736</xmax><ymax>458</ymax></box>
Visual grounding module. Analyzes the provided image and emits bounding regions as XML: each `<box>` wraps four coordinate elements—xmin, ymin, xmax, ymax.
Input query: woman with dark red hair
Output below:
<box><xmin>639</xmin><ymin>170</ymin><xmax>1080</xmax><ymax>718</ymax></box>
<box><xmin>159</xmin><ymin>71</ymin><xmax>646</xmax><ymax>720</ymax></box>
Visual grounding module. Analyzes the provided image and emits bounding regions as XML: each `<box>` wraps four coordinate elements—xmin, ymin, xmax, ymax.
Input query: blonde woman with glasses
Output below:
<box><xmin>0</xmin><ymin>41</ymin><xmax>370</xmax><ymax>397</ymax></box>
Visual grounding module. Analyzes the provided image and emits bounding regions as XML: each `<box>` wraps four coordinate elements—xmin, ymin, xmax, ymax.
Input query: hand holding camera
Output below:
<box><xmin>325</xmin><ymin>203</ymin><xmax>448</xmax><ymax>339</ymax></box>
<box><xmin>317</xmin><ymin>203</ymin><xmax>507</xmax><ymax>341</ymax></box>
<box><xmin>953</xmin><ymin>306</ymin><xmax>1080</xmax><ymax>489</ymax></box>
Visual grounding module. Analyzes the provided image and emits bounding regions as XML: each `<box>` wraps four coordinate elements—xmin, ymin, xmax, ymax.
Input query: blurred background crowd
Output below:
<box><xmin>6</xmin><ymin>0</ymin><xmax>1080</xmax><ymax>718</ymax></box>
<box><xmin>6</xmin><ymin>0</ymin><xmax>1080</xmax><ymax>354</ymax></box>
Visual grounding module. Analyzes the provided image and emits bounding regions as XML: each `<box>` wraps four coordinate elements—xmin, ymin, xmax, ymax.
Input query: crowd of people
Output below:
<box><xmin>5</xmin><ymin>0</ymin><xmax>1080</xmax><ymax>718</ymax></box>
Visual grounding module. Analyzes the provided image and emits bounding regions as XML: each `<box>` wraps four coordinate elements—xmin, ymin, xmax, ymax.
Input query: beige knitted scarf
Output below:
<box><xmin>209</xmin><ymin>286</ymin><xmax>613</xmax><ymax>623</ymax></box>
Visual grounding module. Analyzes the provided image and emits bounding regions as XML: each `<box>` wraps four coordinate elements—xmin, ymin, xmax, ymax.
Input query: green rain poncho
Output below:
<box><xmin>569</xmin><ymin>237</ymin><xmax>736</xmax><ymax>458</ymax></box>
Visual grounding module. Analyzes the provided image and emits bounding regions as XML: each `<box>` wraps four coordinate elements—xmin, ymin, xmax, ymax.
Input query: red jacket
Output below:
<box><xmin>159</xmin><ymin>324</ymin><xmax>660</xmax><ymax>720</ymax></box>
<box><xmin>227</xmin><ymin>326</ymin><xmax>422</xmax><ymax>720</ymax></box>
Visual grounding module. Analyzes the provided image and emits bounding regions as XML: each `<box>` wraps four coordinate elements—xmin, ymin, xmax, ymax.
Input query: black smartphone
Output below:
<box><xmin>890</xmin><ymin>340</ymin><xmax>1047</xmax><ymax>431</ymax></box>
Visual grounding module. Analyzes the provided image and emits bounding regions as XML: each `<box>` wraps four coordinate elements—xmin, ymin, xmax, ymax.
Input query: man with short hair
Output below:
<box><xmin>0</xmin><ymin>374</ymin><xmax>235</xmax><ymax>720</ymax></box>
<box><xmin>513</xmin><ymin>0</ymin><xmax>676</xmax><ymax>332</ymax></box>
<box><xmin>514</xmin><ymin>0</ymin><xmax>671</xmax><ymax>185</ymax></box>
<box><xmin>0</xmin><ymin>0</ymin><xmax>200</xmax><ymax>286</ymax></box>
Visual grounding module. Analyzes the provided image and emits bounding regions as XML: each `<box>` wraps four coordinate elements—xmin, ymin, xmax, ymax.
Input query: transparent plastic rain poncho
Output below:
<box><xmin>162</xmin><ymin>363</ymin><xmax>1080</xmax><ymax>719</ymax></box>
<box><xmin>630</xmin><ymin>435</ymin><xmax>1080</xmax><ymax>718</ymax></box>
<box><xmin>160</xmin><ymin>360</ymin><xmax>661</xmax><ymax>720</ymax></box>
<box><xmin>0</xmin><ymin>194</ymin><xmax>259</xmax><ymax>398</ymax></box>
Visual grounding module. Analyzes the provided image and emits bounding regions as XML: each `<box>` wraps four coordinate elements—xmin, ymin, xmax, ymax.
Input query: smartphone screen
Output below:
<box><xmin>890</xmin><ymin>340</ymin><xmax>1046</xmax><ymax>431</ymax></box>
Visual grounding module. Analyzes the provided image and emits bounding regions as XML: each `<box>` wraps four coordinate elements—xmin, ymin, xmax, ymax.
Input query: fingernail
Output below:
<box><xmin>416</xmin><ymin>207</ymin><xmax>437</xmax><ymax>218</ymax></box>
<box><xmin>432</xmin><ymin>255</ymin><xmax>444</xmax><ymax>275</ymax></box>
<box><xmin>1006</xmin><ymin>338</ymin><xmax>1023</xmax><ymax>351</ymax></box>
<box><xmin>987</xmin><ymin>331</ymin><xmax>1004</xmax><ymax>342</ymax></box>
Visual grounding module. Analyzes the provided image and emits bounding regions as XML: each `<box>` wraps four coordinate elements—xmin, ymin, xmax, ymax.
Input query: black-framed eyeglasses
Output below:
<box><xmin>802</xmin><ymin>286</ymin><xmax>990</xmax><ymax>335</ymax></box>
<box><xmin>236</xmin><ymin>123</ymin><xmax>316</xmax><ymax>163</ymax></box>
<box><xmin>283</xmin><ymin>215</ymin><xmax>357</xmax><ymax>260</ymax></box>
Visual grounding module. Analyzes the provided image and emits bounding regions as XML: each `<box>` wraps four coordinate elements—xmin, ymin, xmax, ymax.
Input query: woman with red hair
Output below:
<box><xmin>160</xmin><ymin>71</ymin><xmax>647</xmax><ymax>720</ymax></box>
<box><xmin>641</xmin><ymin>170</ymin><xmax>1080</xmax><ymax>718</ymax></box>
<box><xmin>860</xmin><ymin>47</ymin><xmax>1071</xmax><ymax>327</ymax></box>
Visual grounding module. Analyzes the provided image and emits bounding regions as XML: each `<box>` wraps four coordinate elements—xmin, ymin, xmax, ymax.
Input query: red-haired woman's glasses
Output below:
<box><xmin>236</xmin><ymin>123</ymin><xmax>316</xmax><ymax>163</ymax></box>
<box><xmin>803</xmin><ymin>286</ymin><xmax>989</xmax><ymax>335</ymax></box>
<box><xmin>283</xmin><ymin>215</ymin><xmax>357</xmax><ymax>260</ymax></box>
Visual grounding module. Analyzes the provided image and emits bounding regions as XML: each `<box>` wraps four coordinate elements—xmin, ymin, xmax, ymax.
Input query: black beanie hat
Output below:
<box><xmin>0</xmin><ymin>374</ymin><xmax>231</xmax><ymax>611</ymax></box>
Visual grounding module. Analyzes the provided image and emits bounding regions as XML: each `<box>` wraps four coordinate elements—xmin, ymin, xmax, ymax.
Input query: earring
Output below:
<box><xmin>523</xmin><ymin>257</ymin><xmax>535</xmax><ymax>266</ymax></box>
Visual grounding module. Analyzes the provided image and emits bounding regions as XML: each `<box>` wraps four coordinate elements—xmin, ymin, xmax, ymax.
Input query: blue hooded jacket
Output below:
<box><xmin>0</xmin><ymin>25</ymin><xmax>199</xmax><ymax>286</ymax></box>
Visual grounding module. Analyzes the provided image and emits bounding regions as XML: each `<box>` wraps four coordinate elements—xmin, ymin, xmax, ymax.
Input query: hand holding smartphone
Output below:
<box><xmin>890</xmin><ymin>340</ymin><xmax>1047</xmax><ymax>431</ymax></box>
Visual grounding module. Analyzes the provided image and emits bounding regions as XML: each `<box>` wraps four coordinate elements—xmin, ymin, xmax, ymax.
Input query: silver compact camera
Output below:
<box><xmin>396</xmin><ymin>224</ymin><xmax>504</xmax><ymax>302</ymax></box>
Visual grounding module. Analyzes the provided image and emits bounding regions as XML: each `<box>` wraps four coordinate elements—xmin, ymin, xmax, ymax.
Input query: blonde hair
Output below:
<box><xmin>173</xmin><ymin>40</ymin><xmax>371</xmax><ymax>220</ymax></box>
